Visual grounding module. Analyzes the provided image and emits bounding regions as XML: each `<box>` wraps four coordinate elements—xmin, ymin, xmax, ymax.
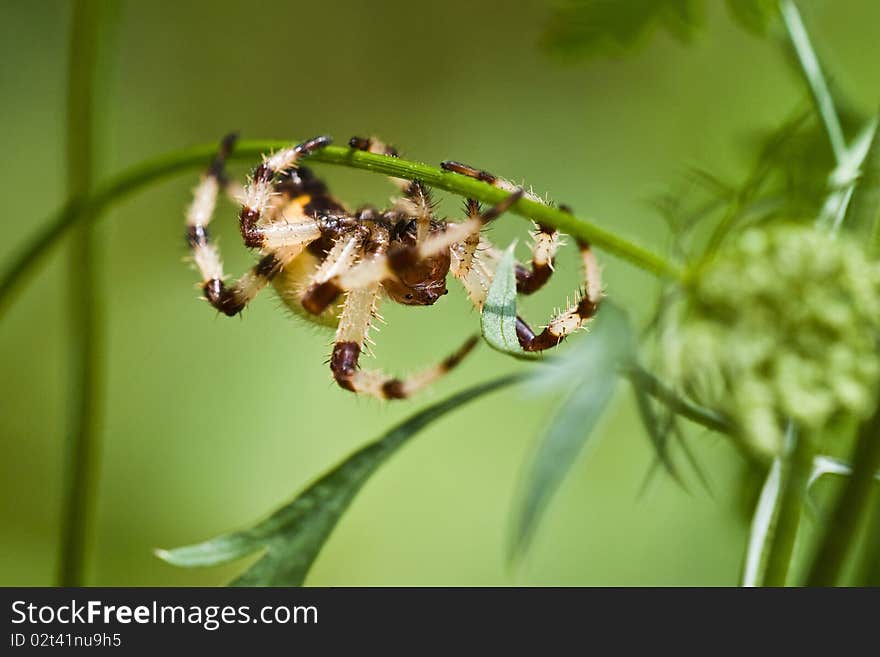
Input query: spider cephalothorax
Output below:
<box><xmin>184</xmin><ymin>134</ymin><xmax>603</xmax><ymax>399</ymax></box>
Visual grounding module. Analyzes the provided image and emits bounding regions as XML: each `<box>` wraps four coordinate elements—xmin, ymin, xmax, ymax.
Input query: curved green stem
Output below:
<box><xmin>57</xmin><ymin>0</ymin><xmax>117</xmax><ymax>587</ymax></box>
<box><xmin>0</xmin><ymin>140</ymin><xmax>681</xmax><ymax>318</ymax></box>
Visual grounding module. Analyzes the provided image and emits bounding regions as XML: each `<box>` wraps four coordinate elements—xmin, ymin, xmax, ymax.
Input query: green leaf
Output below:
<box><xmin>157</xmin><ymin>373</ymin><xmax>524</xmax><ymax>586</ymax></box>
<box><xmin>742</xmin><ymin>456</ymin><xmax>784</xmax><ymax>586</ymax></box>
<box><xmin>779</xmin><ymin>0</ymin><xmax>847</xmax><ymax>162</ymax></box>
<box><xmin>510</xmin><ymin>302</ymin><xmax>635</xmax><ymax>559</ymax></box>
<box><xmin>741</xmin><ymin>424</ymin><xmax>812</xmax><ymax>586</ymax></box>
<box><xmin>725</xmin><ymin>0</ymin><xmax>777</xmax><ymax>36</ymax></box>
<box><xmin>541</xmin><ymin>0</ymin><xmax>703</xmax><ymax>61</ymax></box>
<box><xmin>480</xmin><ymin>242</ymin><xmax>538</xmax><ymax>360</ymax></box>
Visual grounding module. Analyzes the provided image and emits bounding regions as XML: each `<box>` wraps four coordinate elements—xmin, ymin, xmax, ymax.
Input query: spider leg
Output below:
<box><xmin>239</xmin><ymin>135</ymin><xmax>331</xmax><ymax>248</ymax></box>
<box><xmin>349</xmin><ymin>136</ymin><xmax>435</xmax><ymax>244</ymax></box>
<box><xmin>513</xmin><ymin>239</ymin><xmax>602</xmax><ymax>351</ymax></box>
<box><xmin>442</xmin><ymin>157</ymin><xmax>602</xmax><ymax>351</ymax></box>
<box><xmin>330</xmin><ymin>280</ymin><xmax>478</xmax><ymax>399</ymax></box>
<box><xmin>442</xmin><ymin>159</ymin><xmax>562</xmax><ymax>295</ymax></box>
<box><xmin>186</xmin><ymin>134</ymin><xmax>327</xmax><ymax>316</ymax></box>
<box><xmin>301</xmin><ymin>231</ymin><xmax>366</xmax><ymax>315</ymax></box>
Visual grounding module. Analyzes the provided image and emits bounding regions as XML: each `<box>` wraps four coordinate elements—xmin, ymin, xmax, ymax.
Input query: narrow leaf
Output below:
<box><xmin>779</xmin><ymin>0</ymin><xmax>847</xmax><ymax>162</ymax></box>
<box><xmin>157</xmin><ymin>373</ymin><xmax>524</xmax><ymax>586</ymax></box>
<box><xmin>808</xmin><ymin>455</ymin><xmax>880</xmax><ymax>488</ymax></box>
<box><xmin>481</xmin><ymin>242</ymin><xmax>537</xmax><ymax>359</ymax></box>
<box><xmin>742</xmin><ymin>457</ymin><xmax>783</xmax><ymax>587</ymax></box>
<box><xmin>510</xmin><ymin>303</ymin><xmax>634</xmax><ymax>559</ymax></box>
<box><xmin>741</xmin><ymin>423</ymin><xmax>811</xmax><ymax>586</ymax></box>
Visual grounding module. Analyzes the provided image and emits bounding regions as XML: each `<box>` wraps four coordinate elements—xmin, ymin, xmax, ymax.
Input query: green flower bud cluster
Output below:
<box><xmin>663</xmin><ymin>225</ymin><xmax>880</xmax><ymax>456</ymax></box>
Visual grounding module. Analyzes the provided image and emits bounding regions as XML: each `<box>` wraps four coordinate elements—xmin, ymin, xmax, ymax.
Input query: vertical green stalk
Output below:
<box><xmin>779</xmin><ymin>0</ymin><xmax>846</xmax><ymax>164</ymax></box>
<box><xmin>57</xmin><ymin>0</ymin><xmax>117</xmax><ymax>587</ymax></box>
<box><xmin>805</xmin><ymin>405</ymin><xmax>880</xmax><ymax>586</ymax></box>
<box><xmin>747</xmin><ymin>425</ymin><xmax>813</xmax><ymax>587</ymax></box>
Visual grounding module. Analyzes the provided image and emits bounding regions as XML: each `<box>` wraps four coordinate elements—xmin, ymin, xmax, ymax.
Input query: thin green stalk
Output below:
<box><xmin>57</xmin><ymin>0</ymin><xmax>116</xmax><ymax>587</ymax></box>
<box><xmin>0</xmin><ymin>141</ymin><xmax>681</xmax><ymax>318</ymax></box>
<box><xmin>624</xmin><ymin>365</ymin><xmax>732</xmax><ymax>435</ymax></box>
<box><xmin>759</xmin><ymin>425</ymin><xmax>813</xmax><ymax>586</ymax></box>
<box><xmin>779</xmin><ymin>0</ymin><xmax>846</xmax><ymax>164</ymax></box>
<box><xmin>805</xmin><ymin>404</ymin><xmax>880</xmax><ymax>586</ymax></box>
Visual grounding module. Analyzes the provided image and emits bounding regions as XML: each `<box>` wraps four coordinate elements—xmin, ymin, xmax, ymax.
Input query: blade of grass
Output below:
<box><xmin>778</xmin><ymin>0</ymin><xmax>846</xmax><ymax>164</ymax></box>
<box><xmin>741</xmin><ymin>423</ymin><xmax>812</xmax><ymax>586</ymax></box>
<box><xmin>57</xmin><ymin>0</ymin><xmax>118</xmax><ymax>587</ymax></box>
<box><xmin>157</xmin><ymin>373</ymin><xmax>525</xmax><ymax>585</ymax></box>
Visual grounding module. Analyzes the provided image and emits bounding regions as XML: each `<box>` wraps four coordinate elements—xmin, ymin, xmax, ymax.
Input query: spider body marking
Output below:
<box><xmin>184</xmin><ymin>134</ymin><xmax>603</xmax><ymax>399</ymax></box>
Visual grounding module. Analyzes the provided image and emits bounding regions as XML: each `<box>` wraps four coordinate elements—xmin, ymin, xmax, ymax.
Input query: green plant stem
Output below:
<box><xmin>805</xmin><ymin>404</ymin><xmax>880</xmax><ymax>586</ymax></box>
<box><xmin>779</xmin><ymin>0</ymin><xmax>846</xmax><ymax>164</ymax></box>
<box><xmin>57</xmin><ymin>0</ymin><xmax>115</xmax><ymax>587</ymax></box>
<box><xmin>761</xmin><ymin>425</ymin><xmax>813</xmax><ymax>586</ymax></box>
<box><xmin>0</xmin><ymin>141</ymin><xmax>681</xmax><ymax>318</ymax></box>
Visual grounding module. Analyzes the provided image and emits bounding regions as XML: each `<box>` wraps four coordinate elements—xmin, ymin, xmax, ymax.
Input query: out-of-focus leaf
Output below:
<box><xmin>541</xmin><ymin>0</ymin><xmax>703</xmax><ymax>61</ymax></box>
<box><xmin>157</xmin><ymin>374</ymin><xmax>524</xmax><ymax>586</ymax></box>
<box><xmin>510</xmin><ymin>302</ymin><xmax>635</xmax><ymax>560</ymax></box>
<box><xmin>742</xmin><ymin>457</ymin><xmax>783</xmax><ymax>586</ymax></box>
<box><xmin>808</xmin><ymin>455</ymin><xmax>880</xmax><ymax>488</ymax></box>
<box><xmin>741</xmin><ymin>423</ymin><xmax>810</xmax><ymax>587</ymax></box>
<box><xmin>779</xmin><ymin>0</ymin><xmax>847</xmax><ymax>163</ymax></box>
<box><xmin>481</xmin><ymin>242</ymin><xmax>538</xmax><ymax>359</ymax></box>
<box><xmin>629</xmin><ymin>375</ymin><xmax>682</xmax><ymax>483</ymax></box>
<box><xmin>541</xmin><ymin>0</ymin><xmax>781</xmax><ymax>63</ymax></box>
<box><xmin>725</xmin><ymin>0</ymin><xmax>777</xmax><ymax>35</ymax></box>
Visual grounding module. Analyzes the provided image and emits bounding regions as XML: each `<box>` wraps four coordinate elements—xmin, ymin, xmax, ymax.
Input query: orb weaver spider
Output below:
<box><xmin>184</xmin><ymin>134</ymin><xmax>602</xmax><ymax>399</ymax></box>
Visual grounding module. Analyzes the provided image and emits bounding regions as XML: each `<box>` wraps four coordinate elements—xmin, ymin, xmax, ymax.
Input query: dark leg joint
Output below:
<box><xmin>186</xmin><ymin>225</ymin><xmax>209</xmax><ymax>249</ymax></box>
<box><xmin>515</xmin><ymin>262</ymin><xmax>552</xmax><ymax>295</ymax></box>
<box><xmin>481</xmin><ymin>189</ymin><xmax>523</xmax><ymax>222</ymax></box>
<box><xmin>331</xmin><ymin>342</ymin><xmax>360</xmax><ymax>392</ymax></box>
<box><xmin>441</xmin><ymin>160</ymin><xmax>498</xmax><ymax>184</ymax></box>
<box><xmin>516</xmin><ymin>316</ymin><xmax>561</xmax><ymax>352</ymax></box>
<box><xmin>381</xmin><ymin>379</ymin><xmax>407</xmax><ymax>399</ymax></box>
<box><xmin>208</xmin><ymin>132</ymin><xmax>238</xmax><ymax>182</ymax></box>
<box><xmin>442</xmin><ymin>335</ymin><xmax>479</xmax><ymax>370</ymax></box>
<box><xmin>296</xmin><ymin>135</ymin><xmax>332</xmax><ymax>156</ymax></box>
<box><xmin>203</xmin><ymin>279</ymin><xmax>245</xmax><ymax>317</ymax></box>
<box><xmin>254</xmin><ymin>253</ymin><xmax>283</xmax><ymax>280</ymax></box>
<box><xmin>302</xmin><ymin>280</ymin><xmax>342</xmax><ymax>315</ymax></box>
<box><xmin>239</xmin><ymin>207</ymin><xmax>264</xmax><ymax>248</ymax></box>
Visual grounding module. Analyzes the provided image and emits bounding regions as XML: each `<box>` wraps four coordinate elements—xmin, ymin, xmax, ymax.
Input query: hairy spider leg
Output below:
<box><xmin>185</xmin><ymin>134</ymin><xmax>327</xmax><ymax>316</ymax></box>
<box><xmin>330</xmin><ymin>278</ymin><xmax>479</xmax><ymax>399</ymax></box>
<box><xmin>349</xmin><ymin>136</ymin><xmax>435</xmax><ymax>244</ymax></box>
<box><xmin>441</xmin><ymin>160</ymin><xmax>601</xmax><ymax>351</ymax></box>
<box><xmin>441</xmin><ymin>160</ymin><xmax>561</xmax><ymax>296</ymax></box>
<box><xmin>238</xmin><ymin>135</ymin><xmax>331</xmax><ymax>249</ymax></box>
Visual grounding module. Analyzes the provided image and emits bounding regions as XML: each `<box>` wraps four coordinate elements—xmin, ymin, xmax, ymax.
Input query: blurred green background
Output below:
<box><xmin>1</xmin><ymin>0</ymin><xmax>878</xmax><ymax>586</ymax></box>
